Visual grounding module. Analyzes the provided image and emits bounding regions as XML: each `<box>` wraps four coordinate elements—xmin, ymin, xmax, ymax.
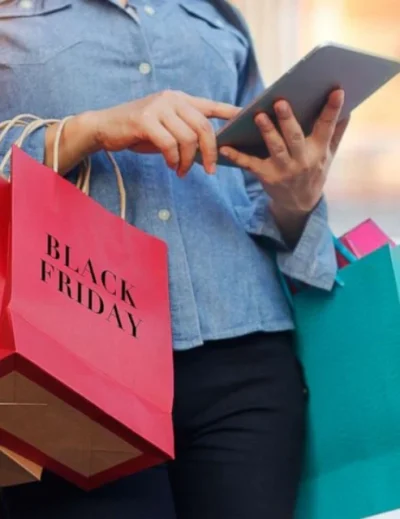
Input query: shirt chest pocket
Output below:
<box><xmin>178</xmin><ymin>1</ymin><xmax>249</xmax><ymax>77</ymax></box>
<box><xmin>0</xmin><ymin>0</ymin><xmax>80</xmax><ymax>66</ymax></box>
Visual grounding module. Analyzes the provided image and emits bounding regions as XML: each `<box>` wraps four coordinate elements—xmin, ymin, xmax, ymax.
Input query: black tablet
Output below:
<box><xmin>207</xmin><ymin>43</ymin><xmax>400</xmax><ymax>166</ymax></box>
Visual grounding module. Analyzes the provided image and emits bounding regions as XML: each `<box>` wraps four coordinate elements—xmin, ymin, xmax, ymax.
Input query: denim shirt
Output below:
<box><xmin>0</xmin><ymin>0</ymin><xmax>337</xmax><ymax>350</ymax></box>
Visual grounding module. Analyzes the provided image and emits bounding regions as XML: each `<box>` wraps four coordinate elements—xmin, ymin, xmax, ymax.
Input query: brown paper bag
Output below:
<box><xmin>0</xmin><ymin>446</ymin><xmax>42</xmax><ymax>487</ymax></box>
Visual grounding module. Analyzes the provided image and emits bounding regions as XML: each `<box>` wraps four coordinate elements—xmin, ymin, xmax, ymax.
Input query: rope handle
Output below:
<box><xmin>0</xmin><ymin>116</ymin><xmax>96</xmax><ymax>192</ymax></box>
<box><xmin>79</xmin><ymin>152</ymin><xmax>126</xmax><ymax>220</ymax></box>
<box><xmin>0</xmin><ymin>114</ymin><xmax>41</xmax><ymax>146</ymax></box>
<box><xmin>0</xmin><ymin>116</ymin><xmax>58</xmax><ymax>174</ymax></box>
<box><xmin>54</xmin><ymin>117</ymin><xmax>126</xmax><ymax>219</ymax></box>
<box><xmin>0</xmin><ymin>115</ymin><xmax>43</xmax><ymax>180</ymax></box>
<box><xmin>0</xmin><ymin>115</ymin><xmax>126</xmax><ymax>219</ymax></box>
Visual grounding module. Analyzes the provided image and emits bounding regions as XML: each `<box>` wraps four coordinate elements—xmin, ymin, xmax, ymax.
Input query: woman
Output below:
<box><xmin>0</xmin><ymin>0</ymin><xmax>348</xmax><ymax>518</ymax></box>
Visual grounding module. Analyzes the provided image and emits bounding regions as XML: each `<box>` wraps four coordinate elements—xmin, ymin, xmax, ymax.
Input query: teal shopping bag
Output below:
<box><xmin>292</xmin><ymin>244</ymin><xmax>400</xmax><ymax>519</ymax></box>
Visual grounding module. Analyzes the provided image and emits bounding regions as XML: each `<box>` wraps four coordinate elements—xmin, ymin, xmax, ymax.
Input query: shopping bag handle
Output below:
<box><xmin>0</xmin><ymin>114</ymin><xmax>41</xmax><ymax>146</ymax></box>
<box><xmin>0</xmin><ymin>114</ymin><xmax>44</xmax><ymax>179</ymax></box>
<box><xmin>84</xmin><ymin>152</ymin><xmax>127</xmax><ymax>221</ymax></box>
<box><xmin>55</xmin><ymin>118</ymin><xmax>127</xmax><ymax>220</ymax></box>
<box><xmin>0</xmin><ymin>115</ymin><xmax>91</xmax><ymax>191</ymax></box>
<box><xmin>0</xmin><ymin>116</ymin><xmax>92</xmax><ymax>199</ymax></box>
<box><xmin>332</xmin><ymin>235</ymin><xmax>358</xmax><ymax>264</ymax></box>
<box><xmin>0</xmin><ymin>115</ymin><xmax>126</xmax><ymax>219</ymax></box>
<box><xmin>0</xmin><ymin>116</ymin><xmax>58</xmax><ymax>174</ymax></box>
<box><xmin>17</xmin><ymin>116</ymin><xmax>126</xmax><ymax>219</ymax></box>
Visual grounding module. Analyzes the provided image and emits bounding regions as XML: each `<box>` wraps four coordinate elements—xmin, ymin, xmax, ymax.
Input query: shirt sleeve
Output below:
<box><xmin>233</xmin><ymin>12</ymin><xmax>337</xmax><ymax>291</ymax></box>
<box><xmin>0</xmin><ymin>125</ymin><xmax>46</xmax><ymax>177</ymax></box>
<box><xmin>241</xmin><ymin>192</ymin><xmax>337</xmax><ymax>290</ymax></box>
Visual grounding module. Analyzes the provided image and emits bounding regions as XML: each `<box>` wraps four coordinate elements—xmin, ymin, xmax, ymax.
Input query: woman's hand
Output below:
<box><xmin>220</xmin><ymin>90</ymin><xmax>349</xmax><ymax>215</ymax></box>
<box><xmin>45</xmin><ymin>90</ymin><xmax>240</xmax><ymax>176</ymax></box>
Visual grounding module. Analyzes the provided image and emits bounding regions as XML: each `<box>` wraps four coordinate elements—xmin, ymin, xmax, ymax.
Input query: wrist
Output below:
<box><xmin>70</xmin><ymin>110</ymin><xmax>102</xmax><ymax>155</ymax></box>
<box><xmin>270</xmin><ymin>201</ymin><xmax>311</xmax><ymax>222</ymax></box>
<box><xmin>269</xmin><ymin>201</ymin><xmax>311</xmax><ymax>250</ymax></box>
<box><xmin>44</xmin><ymin>111</ymin><xmax>100</xmax><ymax>174</ymax></box>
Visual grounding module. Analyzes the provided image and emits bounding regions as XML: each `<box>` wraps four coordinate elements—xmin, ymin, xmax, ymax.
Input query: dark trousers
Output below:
<box><xmin>169</xmin><ymin>331</ymin><xmax>306</xmax><ymax>519</ymax></box>
<box><xmin>1</xmin><ymin>332</ymin><xmax>306</xmax><ymax>519</ymax></box>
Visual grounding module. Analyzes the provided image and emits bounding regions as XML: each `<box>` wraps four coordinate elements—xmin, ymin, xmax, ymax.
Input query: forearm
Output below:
<box><xmin>44</xmin><ymin>111</ymin><xmax>99</xmax><ymax>175</ymax></box>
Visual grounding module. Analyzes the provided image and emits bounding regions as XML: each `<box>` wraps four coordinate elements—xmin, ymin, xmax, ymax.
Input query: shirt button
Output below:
<box><xmin>139</xmin><ymin>62</ymin><xmax>152</xmax><ymax>75</ymax></box>
<box><xmin>158</xmin><ymin>209</ymin><xmax>171</xmax><ymax>222</ymax></box>
<box><xmin>144</xmin><ymin>5</ymin><xmax>155</xmax><ymax>16</ymax></box>
<box><xmin>19</xmin><ymin>0</ymin><xmax>33</xmax><ymax>8</ymax></box>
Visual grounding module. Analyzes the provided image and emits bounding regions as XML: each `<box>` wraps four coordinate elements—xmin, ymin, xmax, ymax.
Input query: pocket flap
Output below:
<box><xmin>0</xmin><ymin>0</ymin><xmax>71</xmax><ymax>19</ymax></box>
<box><xmin>178</xmin><ymin>0</ymin><xmax>248</xmax><ymax>47</ymax></box>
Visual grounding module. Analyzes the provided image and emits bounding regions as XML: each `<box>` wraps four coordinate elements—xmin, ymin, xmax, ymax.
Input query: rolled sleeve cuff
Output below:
<box><xmin>237</xmin><ymin>192</ymin><xmax>284</xmax><ymax>245</ymax></box>
<box><xmin>277</xmin><ymin>200</ymin><xmax>337</xmax><ymax>290</ymax></box>
<box><xmin>239</xmin><ymin>194</ymin><xmax>337</xmax><ymax>291</ymax></box>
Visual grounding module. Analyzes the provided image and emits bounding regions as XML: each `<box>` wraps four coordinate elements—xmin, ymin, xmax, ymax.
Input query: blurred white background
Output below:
<box><xmin>232</xmin><ymin>0</ymin><xmax>400</xmax><ymax>241</ymax></box>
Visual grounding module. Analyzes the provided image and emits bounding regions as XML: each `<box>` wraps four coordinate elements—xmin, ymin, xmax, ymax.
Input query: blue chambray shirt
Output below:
<box><xmin>0</xmin><ymin>0</ymin><xmax>337</xmax><ymax>350</ymax></box>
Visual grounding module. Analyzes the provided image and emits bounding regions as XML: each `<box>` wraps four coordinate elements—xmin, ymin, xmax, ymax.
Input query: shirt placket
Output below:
<box><xmin>116</xmin><ymin>0</ymin><xmax>204</xmax><ymax>345</ymax></box>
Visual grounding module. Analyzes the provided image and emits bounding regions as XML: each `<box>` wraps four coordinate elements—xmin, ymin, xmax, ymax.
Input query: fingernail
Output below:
<box><xmin>208</xmin><ymin>163</ymin><xmax>216</xmax><ymax>174</ymax></box>
<box><xmin>220</xmin><ymin>148</ymin><xmax>229</xmax><ymax>157</ymax></box>
<box><xmin>255</xmin><ymin>113</ymin><xmax>271</xmax><ymax>129</ymax></box>
<box><xmin>255</xmin><ymin>113</ymin><xmax>266</xmax><ymax>124</ymax></box>
<box><xmin>276</xmin><ymin>102</ymin><xmax>289</xmax><ymax>117</ymax></box>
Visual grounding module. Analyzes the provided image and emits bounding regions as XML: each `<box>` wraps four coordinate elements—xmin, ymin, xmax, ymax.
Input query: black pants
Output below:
<box><xmin>2</xmin><ymin>332</ymin><xmax>306</xmax><ymax>519</ymax></box>
<box><xmin>169</xmin><ymin>332</ymin><xmax>306</xmax><ymax>519</ymax></box>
